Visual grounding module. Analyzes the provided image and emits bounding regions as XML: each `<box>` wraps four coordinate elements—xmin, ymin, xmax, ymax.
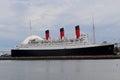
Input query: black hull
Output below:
<box><xmin>11</xmin><ymin>44</ymin><xmax>115</xmax><ymax>57</ymax></box>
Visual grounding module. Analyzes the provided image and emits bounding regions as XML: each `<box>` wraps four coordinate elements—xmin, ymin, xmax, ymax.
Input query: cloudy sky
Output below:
<box><xmin>0</xmin><ymin>0</ymin><xmax>120</xmax><ymax>49</ymax></box>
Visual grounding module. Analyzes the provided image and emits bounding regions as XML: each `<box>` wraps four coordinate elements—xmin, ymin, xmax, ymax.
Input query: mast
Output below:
<box><xmin>92</xmin><ymin>13</ymin><xmax>96</xmax><ymax>44</ymax></box>
<box><xmin>29</xmin><ymin>19</ymin><xmax>32</xmax><ymax>35</ymax></box>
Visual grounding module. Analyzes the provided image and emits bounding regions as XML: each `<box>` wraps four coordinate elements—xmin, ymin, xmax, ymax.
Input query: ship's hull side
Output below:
<box><xmin>11</xmin><ymin>44</ymin><xmax>115</xmax><ymax>57</ymax></box>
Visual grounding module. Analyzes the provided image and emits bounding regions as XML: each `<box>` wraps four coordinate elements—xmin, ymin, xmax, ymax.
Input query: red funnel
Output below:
<box><xmin>75</xmin><ymin>25</ymin><xmax>80</xmax><ymax>39</ymax></box>
<box><xmin>60</xmin><ymin>28</ymin><xmax>64</xmax><ymax>40</ymax></box>
<box><xmin>45</xmin><ymin>30</ymin><xmax>50</xmax><ymax>40</ymax></box>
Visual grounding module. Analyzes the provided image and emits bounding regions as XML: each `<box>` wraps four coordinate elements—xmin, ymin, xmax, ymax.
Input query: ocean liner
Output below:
<box><xmin>11</xmin><ymin>25</ymin><xmax>115</xmax><ymax>57</ymax></box>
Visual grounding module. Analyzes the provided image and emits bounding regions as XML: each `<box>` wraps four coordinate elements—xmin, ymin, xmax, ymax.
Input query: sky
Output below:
<box><xmin>0</xmin><ymin>0</ymin><xmax>120</xmax><ymax>49</ymax></box>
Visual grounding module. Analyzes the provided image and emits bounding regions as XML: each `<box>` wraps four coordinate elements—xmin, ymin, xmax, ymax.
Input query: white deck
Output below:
<box><xmin>14</xmin><ymin>42</ymin><xmax>112</xmax><ymax>50</ymax></box>
<box><xmin>13</xmin><ymin>34</ymin><xmax>114</xmax><ymax>50</ymax></box>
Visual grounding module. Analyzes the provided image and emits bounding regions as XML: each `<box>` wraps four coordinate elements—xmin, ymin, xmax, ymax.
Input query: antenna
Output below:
<box><xmin>92</xmin><ymin>13</ymin><xmax>96</xmax><ymax>44</ymax></box>
<box><xmin>29</xmin><ymin>19</ymin><xmax>32</xmax><ymax>35</ymax></box>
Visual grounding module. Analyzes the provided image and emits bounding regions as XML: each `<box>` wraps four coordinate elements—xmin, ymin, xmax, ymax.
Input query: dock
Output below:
<box><xmin>0</xmin><ymin>55</ymin><xmax>120</xmax><ymax>60</ymax></box>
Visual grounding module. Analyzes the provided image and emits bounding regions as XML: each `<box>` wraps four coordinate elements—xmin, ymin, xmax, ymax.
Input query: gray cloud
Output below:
<box><xmin>0</xmin><ymin>0</ymin><xmax>120</xmax><ymax>49</ymax></box>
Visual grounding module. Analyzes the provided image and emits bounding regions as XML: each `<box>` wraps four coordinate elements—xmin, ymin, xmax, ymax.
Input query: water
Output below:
<box><xmin>0</xmin><ymin>60</ymin><xmax>120</xmax><ymax>80</ymax></box>
<box><xmin>0</xmin><ymin>50</ymin><xmax>10</xmax><ymax>55</ymax></box>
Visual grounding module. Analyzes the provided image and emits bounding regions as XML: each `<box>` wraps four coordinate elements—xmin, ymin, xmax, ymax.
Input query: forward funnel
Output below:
<box><xmin>45</xmin><ymin>30</ymin><xmax>50</xmax><ymax>40</ymax></box>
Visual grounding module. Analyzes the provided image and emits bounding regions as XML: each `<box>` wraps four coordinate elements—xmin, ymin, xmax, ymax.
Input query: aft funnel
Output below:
<box><xmin>75</xmin><ymin>25</ymin><xmax>80</xmax><ymax>39</ymax></box>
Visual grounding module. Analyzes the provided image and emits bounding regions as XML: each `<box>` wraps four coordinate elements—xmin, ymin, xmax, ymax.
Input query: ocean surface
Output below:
<box><xmin>0</xmin><ymin>60</ymin><xmax>120</xmax><ymax>80</ymax></box>
<box><xmin>0</xmin><ymin>51</ymin><xmax>120</xmax><ymax>80</ymax></box>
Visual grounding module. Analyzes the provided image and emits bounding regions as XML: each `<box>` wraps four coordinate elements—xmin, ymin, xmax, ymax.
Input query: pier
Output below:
<box><xmin>0</xmin><ymin>55</ymin><xmax>120</xmax><ymax>60</ymax></box>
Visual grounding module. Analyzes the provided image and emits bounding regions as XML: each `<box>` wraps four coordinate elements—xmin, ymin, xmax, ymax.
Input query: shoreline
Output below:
<box><xmin>0</xmin><ymin>55</ymin><xmax>120</xmax><ymax>60</ymax></box>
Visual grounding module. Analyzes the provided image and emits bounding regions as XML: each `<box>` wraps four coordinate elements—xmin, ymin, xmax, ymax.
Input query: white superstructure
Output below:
<box><xmin>15</xmin><ymin>34</ymin><xmax>105</xmax><ymax>50</ymax></box>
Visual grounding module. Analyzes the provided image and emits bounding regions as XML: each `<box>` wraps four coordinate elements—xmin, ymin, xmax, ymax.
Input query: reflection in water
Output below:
<box><xmin>0</xmin><ymin>60</ymin><xmax>120</xmax><ymax>80</ymax></box>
